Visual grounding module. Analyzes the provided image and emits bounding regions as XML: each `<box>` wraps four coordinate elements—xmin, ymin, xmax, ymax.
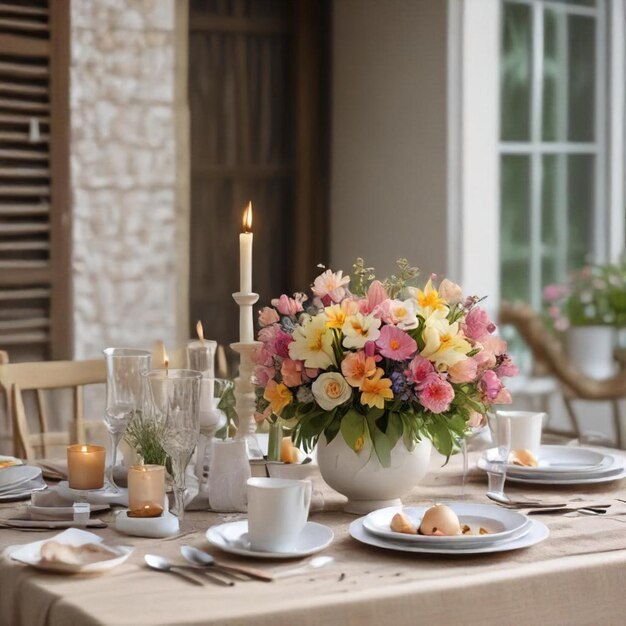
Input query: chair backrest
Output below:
<box><xmin>0</xmin><ymin>359</ymin><xmax>106</xmax><ymax>460</ymax></box>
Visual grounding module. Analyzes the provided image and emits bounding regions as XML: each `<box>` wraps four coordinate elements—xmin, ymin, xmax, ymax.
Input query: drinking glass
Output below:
<box><xmin>484</xmin><ymin>413</ymin><xmax>512</xmax><ymax>497</ymax></box>
<box><xmin>143</xmin><ymin>369</ymin><xmax>202</xmax><ymax>521</ymax></box>
<box><xmin>103</xmin><ymin>348</ymin><xmax>151</xmax><ymax>492</ymax></box>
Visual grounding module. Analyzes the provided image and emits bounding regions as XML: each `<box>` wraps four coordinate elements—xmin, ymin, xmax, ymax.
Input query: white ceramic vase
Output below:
<box><xmin>565</xmin><ymin>326</ymin><xmax>617</xmax><ymax>380</ymax></box>
<box><xmin>316</xmin><ymin>432</ymin><xmax>432</xmax><ymax>514</ymax></box>
<box><xmin>207</xmin><ymin>439</ymin><xmax>250</xmax><ymax>512</ymax></box>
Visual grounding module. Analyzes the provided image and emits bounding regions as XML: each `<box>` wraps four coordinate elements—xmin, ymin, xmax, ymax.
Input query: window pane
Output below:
<box><xmin>543</xmin><ymin>11</ymin><xmax>596</xmax><ymax>141</ymax></box>
<box><xmin>501</xmin><ymin>3</ymin><xmax>532</xmax><ymax>141</ymax></box>
<box><xmin>547</xmin><ymin>0</ymin><xmax>596</xmax><ymax>7</ymax></box>
<box><xmin>500</xmin><ymin>155</ymin><xmax>531</xmax><ymax>302</ymax></box>
<box><xmin>540</xmin><ymin>153</ymin><xmax>595</xmax><ymax>292</ymax></box>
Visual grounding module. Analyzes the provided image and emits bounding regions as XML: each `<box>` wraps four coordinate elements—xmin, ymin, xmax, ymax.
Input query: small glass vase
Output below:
<box><xmin>267</xmin><ymin>421</ymin><xmax>284</xmax><ymax>462</ymax></box>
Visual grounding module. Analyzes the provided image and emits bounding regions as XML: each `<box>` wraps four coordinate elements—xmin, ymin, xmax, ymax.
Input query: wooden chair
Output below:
<box><xmin>0</xmin><ymin>359</ymin><xmax>106</xmax><ymax>460</ymax></box>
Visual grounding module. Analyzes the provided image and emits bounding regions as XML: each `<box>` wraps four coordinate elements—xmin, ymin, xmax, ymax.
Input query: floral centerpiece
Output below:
<box><xmin>254</xmin><ymin>259</ymin><xmax>517</xmax><ymax>508</ymax></box>
<box><xmin>544</xmin><ymin>261</ymin><xmax>626</xmax><ymax>379</ymax></box>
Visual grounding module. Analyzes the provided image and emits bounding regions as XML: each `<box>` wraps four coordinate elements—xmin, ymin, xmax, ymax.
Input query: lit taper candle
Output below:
<box><xmin>239</xmin><ymin>202</ymin><xmax>253</xmax><ymax>294</ymax></box>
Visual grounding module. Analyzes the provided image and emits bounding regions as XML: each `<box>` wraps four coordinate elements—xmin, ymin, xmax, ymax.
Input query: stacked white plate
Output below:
<box><xmin>478</xmin><ymin>445</ymin><xmax>626</xmax><ymax>486</ymax></box>
<box><xmin>0</xmin><ymin>465</ymin><xmax>47</xmax><ymax>501</ymax></box>
<box><xmin>350</xmin><ymin>503</ymin><xmax>549</xmax><ymax>555</ymax></box>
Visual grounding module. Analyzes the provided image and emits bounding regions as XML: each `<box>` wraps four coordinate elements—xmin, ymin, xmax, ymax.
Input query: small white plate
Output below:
<box><xmin>363</xmin><ymin>503</ymin><xmax>529</xmax><ymax>545</ymax></box>
<box><xmin>56</xmin><ymin>481</ymin><xmax>129</xmax><ymax>506</ymax></box>
<box><xmin>206</xmin><ymin>520</ymin><xmax>334</xmax><ymax>559</ymax></box>
<box><xmin>506</xmin><ymin>446</ymin><xmax>610</xmax><ymax>475</ymax></box>
<box><xmin>351</xmin><ymin>517</ymin><xmax>548</xmax><ymax>555</ymax></box>
<box><xmin>0</xmin><ymin>465</ymin><xmax>42</xmax><ymax>492</ymax></box>
<box><xmin>6</xmin><ymin>528</ymin><xmax>133</xmax><ymax>575</ymax></box>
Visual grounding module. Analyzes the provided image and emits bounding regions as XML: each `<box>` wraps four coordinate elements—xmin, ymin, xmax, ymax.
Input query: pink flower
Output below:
<box><xmin>463</xmin><ymin>307</ymin><xmax>496</xmax><ymax>341</ymax></box>
<box><xmin>273</xmin><ymin>329</ymin><xmax>293</xmax><ymax>358</ymax></box>
<box><xmin>376</xmin><ymin>325</ymin><xmax>417</xmax><ymax>361</ymax></box>
<box><xmin>254</xmin><ymin>365</ymin><xmax>275</xmax><ymax>387</ymax></box>
<box><xmin>254</xmin><ymin>344</ymin><xmax>274</xmax><ymax>367</ymax></box>
<box><xmin>448</xmin><ymin>358</ymin><xmax>478</xmax><ymax>384</ymax></box>
<box><xmin>281</xmin><ymin>358</ymin><xmax>304</xmax><ymax>387</ymax></box>
<box><xmin>495</xmin><ymin>354</ymin><xmax>518</xmax><ymax>378</ymax></box>
<box><xmin>271</xmin><ymin>294</ymin><xmax>304</xmax><ymax>316</ymax></box>
<box><xmin>467</xmin><ymin>411</ymin><xmax>486</xmax><ymax>428</ymax></box>
<box><xmin>473</xmin><ymin>349</ymin><xmax>496</xmax><ymax>373</ymax></box>
<box><xmin>479</xmin><ymin>370</ymin><xmax>506</xmax><ymax>403</ymax></box>
<box><xmin>493</xmin><ymin>387</ymin><xmax>512</xmax><ymax>404</ymax></box>
<box><xmin>311</xmin><ymin>269</ymin><xmax>351</xmax><ymax>303</ymax></box>
<box><xmin>359</xmin><ymin>280</ymin><xmax>388</xmax><ymax>314</ymax></box>
<box><xmin>419</xmin><ymin>373</ymin><xmax>455</xmax><ymax>414</ymax></box>
<box><xmin>481</xmin><ymin>335</ymin><xmax>507</xmax><ymax>357</ymax></box>
<box><xmin>258</xmin><ymin>323</ymin><xmax>279</xmax><ymax>346</ymax></box>
<box><xmin>543</xmin><ymin>284</ymin><xmax>569</xmax><ymax>302</ymax></box>
<box><xmin>406</xmin><ymin>355</ymin><xmax>435</xmax><ymax>385</ymax></box>
<box><xmin>258</xmin><ymin>307</ymin><xmax>279</xmax><ymax>327</ymax></box>
<box><xmin>341</xmin><ymin>350</ymin><xmax>377</xmax><ymax>388</ymax></box>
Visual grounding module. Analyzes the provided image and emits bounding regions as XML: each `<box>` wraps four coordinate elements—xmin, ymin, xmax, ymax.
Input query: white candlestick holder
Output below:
<box><xmin>231</xmin><ymin>291</ymin><xmax>264</xmax><ymax>459</ymax></box>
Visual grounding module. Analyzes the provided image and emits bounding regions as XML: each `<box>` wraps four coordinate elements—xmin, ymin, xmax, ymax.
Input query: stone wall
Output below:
<box><xmin>70</xmin><ymin>0</ymin><xmax>186</xmax><ymax>358</ymax></box>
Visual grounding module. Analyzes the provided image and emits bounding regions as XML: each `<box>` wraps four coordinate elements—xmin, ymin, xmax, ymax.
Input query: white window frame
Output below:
<box><xmin>448</xmin><ymin>0</ymin><xmax>625</xmax><ymax>314</ymax></box>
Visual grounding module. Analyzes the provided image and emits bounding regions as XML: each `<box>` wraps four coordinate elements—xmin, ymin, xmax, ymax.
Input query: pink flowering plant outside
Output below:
<box><xmin>254</xmin><ymin>259</ymin><xmax>518</xmax><ymax>467</ymax></box>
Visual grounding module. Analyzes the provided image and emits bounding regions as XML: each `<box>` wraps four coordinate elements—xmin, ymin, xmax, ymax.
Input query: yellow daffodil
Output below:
<box><xmin>263</xmin><ymin>380</ymin><xmax>293</xmax><ymax>416</ymax></box>
<box><xmin>288</xmin><ymin>314</ymin><xmax>335</xmax><ymax>369</ymax></box>
<box><xmin>420</xmin><ymin>313</ymin><xmax>471</xmax><ymax>370</ymax></box>
<box><xmin>360</xmin><ymin>368</ymin><xmax>394</xmax><ymax>409</ymax></box>
<box><xmin>325</xmin><ymin>299</ymin><xmax>359</xmax><ymax>330</ymax></box>
<box><xmin>415</xmin><ymin>278</ymin><xmax>448</xmax><ymax>317</ymax></box>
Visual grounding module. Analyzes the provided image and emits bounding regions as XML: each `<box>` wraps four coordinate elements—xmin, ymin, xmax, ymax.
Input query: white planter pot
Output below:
<box><xmin>565</xmin><ymin>326</ymin><xmax>617</xmax><ymax>380</ymax></box>
<box><xmin>316</xmin><ymin>432</ymin><xmax>432</xmax><ymax>515</ymax></box>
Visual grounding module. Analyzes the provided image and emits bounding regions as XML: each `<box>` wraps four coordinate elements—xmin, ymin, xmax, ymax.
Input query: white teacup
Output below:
<box><xmin>494</xmin><ymin>410</ymin><xmax>545</xmax><ymax>457</ymax></box>
<box><xmin>247</xmin><ymin>477</ymin><xmax>312</xmax><ymax>553</ymax></box>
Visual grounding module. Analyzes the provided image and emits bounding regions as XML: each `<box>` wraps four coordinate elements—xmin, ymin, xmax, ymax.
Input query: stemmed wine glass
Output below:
<box><xmin>484</xmin><ymin>412</ymin><xmax>512</xmax><ymax>498</ymax></box>
<box><xmin>143</xmin><ymin>369</ymin><xmax>201</xmax><ymax>521</ymax></box>
<box><xmin>103</xmin><ymin>348</ymin><xmax>151</xmax><ymax>492</ymax></box>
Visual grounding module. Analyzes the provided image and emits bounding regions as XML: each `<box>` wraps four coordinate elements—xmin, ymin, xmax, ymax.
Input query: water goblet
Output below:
<box><xmin>484</xmin><ymin>412</ymin><xmax>512</xmax><ymax>497</ymax></box>
<box><xmin>143</xmin><ymin>369</ymin><xmax>202</xmax><ymax>521</ymax></box>
<box><xmin>103</xmin><ymin>348</ymin><xmax>151</xmax><ymax>492</ymax></box>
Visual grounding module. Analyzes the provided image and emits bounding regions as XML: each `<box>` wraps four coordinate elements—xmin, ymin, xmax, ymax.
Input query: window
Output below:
<box><xmin>500</xmin><ymin>0</ymin><xmax>608</xmax><ymax>312</ymax></box>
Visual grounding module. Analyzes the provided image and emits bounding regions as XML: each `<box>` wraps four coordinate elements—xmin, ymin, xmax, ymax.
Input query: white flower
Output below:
<box><xmin>288</xmin><ymin>314</ymin><xmax>335</xmax><ymax>369</ymax></box>
<box><xmin>312</xmin><ymin>373</ymin><xmax>352</xmax><ymax>410</ymax></box>
<box><xmin>438</xmin><ymin>279</ymin><xmax>463</xmax><ymax>305</ymax></box>
<box><xmin>342</xmin><ymin>313</ymin><xmax>381</xmax><ymax>349</ymax></box>
<box><xmin>311</xmin><ymin>269</ymin><xmax>351</xmax><ymax>302</ymax></box>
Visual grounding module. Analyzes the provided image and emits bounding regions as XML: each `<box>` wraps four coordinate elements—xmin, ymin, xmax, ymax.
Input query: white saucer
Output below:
<box><xmin>350</xmin><ymin>517</ymin><xmax>548</xmax><ymax>555</ymax></box>
<box><xmin>363</xmin><ymin>503</ymin><xmax>528</xmax><ymax>545</ymax></box>
<box><xmin>56</xmin><ymin>481</ymin><xmax>129</xmax><ymax>506</ymax></box>
<box><xmin>206</xmin><ymin>520</ymin><xmax>334</xmax><ymax>559</ymax></box>
<box><xmin>506</xmin><ymin>469</ymin><xmax>626</xmax><ymax>486</ymax></box>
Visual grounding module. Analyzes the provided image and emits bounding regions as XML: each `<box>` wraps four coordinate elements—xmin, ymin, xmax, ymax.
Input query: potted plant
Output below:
<box><xmin>254</xmin><ymin>259</ymin><xmax>517</xmax><ymax>513</ymax></box>
<box><xmin>544</xmin><ymin>261</ymin><xmax>626</xmax><ymax>380</ymax></box>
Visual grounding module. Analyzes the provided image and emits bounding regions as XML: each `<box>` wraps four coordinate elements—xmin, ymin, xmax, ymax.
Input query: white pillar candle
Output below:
<box><xmin>239</xmin><ymin>202</ymin><xmax>253</xmax><ymax>294</ymax></box>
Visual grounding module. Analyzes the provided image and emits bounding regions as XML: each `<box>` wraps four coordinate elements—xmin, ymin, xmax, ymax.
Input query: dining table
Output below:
<box><xmin>1</xmin><ymin>448</ymin><xmax>625</xmax><ymax>626</ymax></box>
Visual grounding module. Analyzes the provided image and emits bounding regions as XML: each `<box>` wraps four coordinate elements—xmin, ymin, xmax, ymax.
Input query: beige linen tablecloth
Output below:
<box><xmin>1</xmin><ymin>451</ymin><xmax>626</xmax><ymax>626</ymax></box>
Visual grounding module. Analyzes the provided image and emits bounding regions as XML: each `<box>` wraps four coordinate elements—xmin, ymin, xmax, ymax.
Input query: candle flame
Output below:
<box><xmin>156</xmin><ymin>340</ymin><xmax>169</xmax><ymax>369</ymax></box>
<box><xmin>81</xmin><ymin>445</ymin><xmax>88</xmax><ymax>453</ymax></box>
<box><xmin>196</xmin><ymin>320</ymin><xmax>204</xmax><ymax>342</ymax></box>
<box><xmin>242</xmin><ymin>201</ymin><xmax>253</xmax><ymax>233</ymax></box>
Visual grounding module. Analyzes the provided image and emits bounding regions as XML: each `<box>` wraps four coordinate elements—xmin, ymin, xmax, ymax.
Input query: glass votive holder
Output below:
<box><xmin>187</xmin><ymin>339</ymin><xmax>217</xmax><ymax>377</ymax></box>
<box><xmin>67</xmin><ymin>444</ymin><xmax>106</xmax><ymax>490</ymax></box>
<box><xmin>127</xmin><ymin>464</ymin><xmax>165</xmax><ymax>518</ymax></box>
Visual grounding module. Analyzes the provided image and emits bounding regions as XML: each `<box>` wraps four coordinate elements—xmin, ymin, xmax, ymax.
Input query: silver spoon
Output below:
<box><xmin>274</xmin><ymin>555</ymin><xmax>335</xmax><ymax>579</ymax></box>
<box><xmin>144</xmin><ymin>554</ymin><xmax>205</xmax><ymax>586</ymax></box>
<box><xmin>486</xmin><ymin>492</ymin><xmax>566</xmax><ymax>509</ymax></box>
<box><xmin>180</xmin><ymin>545</ymin><xmax>272</xmax><ymax>582</ymax></box>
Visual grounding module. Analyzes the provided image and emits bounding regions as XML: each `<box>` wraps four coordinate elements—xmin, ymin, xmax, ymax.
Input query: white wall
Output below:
<box><xmin>330</xmin><ymin>0</ymin><xmax>449</xmax><ymax>279</ymax></box>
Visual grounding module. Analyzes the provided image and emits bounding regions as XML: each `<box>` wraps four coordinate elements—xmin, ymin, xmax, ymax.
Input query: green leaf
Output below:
<box><xmin>365</xmin><ymin>410</ymin><xmax>392</xmax><ymax>467</ymax></box>
<box><xmin>385</xmin><ymin>412</ymin><xmax>403</xmax><ymax>451</ymax></box>
<box><xmin>340</xmin><ymin>409</ymin><xmax>366</xmax><ymax>451</ymax></box>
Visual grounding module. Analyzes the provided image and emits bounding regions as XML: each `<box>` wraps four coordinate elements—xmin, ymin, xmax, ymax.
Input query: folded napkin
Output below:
<box><xmin>28</xmin><ymin>491</ymin><xmax>110</xmax><ymax>521</ymax></box>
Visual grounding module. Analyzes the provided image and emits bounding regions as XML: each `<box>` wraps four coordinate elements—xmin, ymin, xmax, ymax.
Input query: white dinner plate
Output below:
<box><xmin>206</xmin><ymin>520</ymin><xmax>334</xmax><ymax>559</ymax></box>
<box><xmin>0</xmin><ymin>465</ymin><xmax>42</xmax><ymax>492</ymax></box>
<box><xmin>0</xmin><ymin>481</ymin><xmax>47</xmax><ymax>502</ymax></box>
<box><xmin>506</xmin><ymin>446</ymin><xmax>610</xmax><ymax>475</ymax></box>
<box><xmin>505</xmin><ymin>467</ymin><xmax>626</xmax><ymax>486</ymax></box>
<box><xmin>505</xmin><ymin>455</ymin><xmax>624</xmax><ymax>481</ymax></box>
<box><xmin>363</xmin><ymin>503</ymin><xmax>529</xmax><ymax>545</ymax></box>
<box><xmin>6</xmin><ymin>528</ymin><xmax>133</xmax><ymax>574</ymax></box>
<box><xmin>350</xmin><ymin>517</ymin><xmax>548</xmax><ymax>555</ymax></box>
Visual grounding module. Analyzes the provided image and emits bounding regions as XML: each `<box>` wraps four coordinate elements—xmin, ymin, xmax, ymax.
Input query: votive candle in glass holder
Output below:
<box><xmin>127</xmin><ymin>464</ymin><xmax>165</xmax><ymax>518</ymax></box>
<box><xmin>187</xmin><ymin>339</ymin><xmax>217</xmax><ymax>377</ymax></box>
<box><xmin>67</xmin><ymin>445</ymin><xmax>106</xmax><ymax>490</ymax></box>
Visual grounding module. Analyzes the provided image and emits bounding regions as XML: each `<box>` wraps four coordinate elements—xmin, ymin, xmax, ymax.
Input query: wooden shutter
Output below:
<box><xmin>0</xmin><ymin>0</ymin><xmax>71</xmax><ymax>360</ymax></box>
